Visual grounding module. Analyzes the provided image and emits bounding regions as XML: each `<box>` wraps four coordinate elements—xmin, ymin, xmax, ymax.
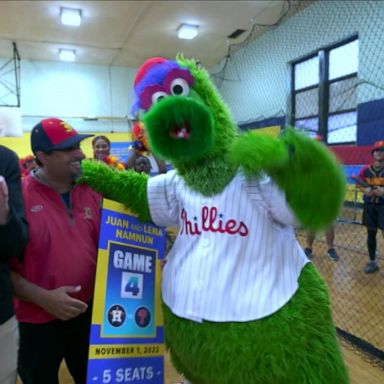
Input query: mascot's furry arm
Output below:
<box><xmin>228</xmin><ymin>128</ymin><xmax>346</xmax><ymax>230</ymax></box>
<box><xmin>80</xmin><ymin>161</ymin><xmax>151</xmax><ymax>222</ymax></box>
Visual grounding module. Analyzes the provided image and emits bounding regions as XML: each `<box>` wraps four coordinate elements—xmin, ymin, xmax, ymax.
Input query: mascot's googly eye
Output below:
<box><xmin>170</xmin><ymin>78</ymin><xmax>190</xmax><ymax>97</ymax></box>
<box><xmin>151</xmin><ymin>91</ymin><xmax>168</xmax><ymax>105</ymax></box>
<box><xmin>140</xmin><ymin>84</ymin><xmax>167</xmax><ymax>111</ymax></box>
<box><xmin>163</xmin><ymin>68</ymin><xmax>194</xmax><ymax>96</ymax></box>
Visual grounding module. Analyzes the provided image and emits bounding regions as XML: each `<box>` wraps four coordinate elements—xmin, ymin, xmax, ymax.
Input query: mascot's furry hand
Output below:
<box><xmin>79</xmin><ymin>54</ymin><xmax>349</xmax><ymax>384</ymax></box>
<box><xmin>229</xmin><ymin>128</ymin><xmax>346</xmax><ymax>231</ymax></box>
<box><xmin>80</xmin><ymin>160</ymin><xmax>151</xmax><ymax>222</ymax></box>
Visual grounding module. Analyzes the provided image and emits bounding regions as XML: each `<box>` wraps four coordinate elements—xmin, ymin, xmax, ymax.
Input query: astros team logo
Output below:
<box><xmin>107</xmin><ymin>304</ymin><xmax>126</xmax><ymax>327</ymax></box>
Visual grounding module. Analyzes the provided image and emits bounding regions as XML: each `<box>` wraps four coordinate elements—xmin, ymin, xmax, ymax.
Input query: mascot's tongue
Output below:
<box><xmin>170</xmin><ymin>123</ymin><xmax>191</xmax><ymax>139</ymax></box>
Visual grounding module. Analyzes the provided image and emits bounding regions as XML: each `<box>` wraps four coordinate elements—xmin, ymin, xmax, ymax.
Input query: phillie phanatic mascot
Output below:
<box><xmin>80</xmin><ymin>55</ymin><xmax>349</xmax><ymax>383</ymax></box>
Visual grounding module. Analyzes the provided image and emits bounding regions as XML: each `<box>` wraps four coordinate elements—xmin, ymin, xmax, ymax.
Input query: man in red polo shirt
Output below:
<box><xmin>10</xmin><ymin>118</ymin><xmax>101</xmax><ymax>384</ymax></box>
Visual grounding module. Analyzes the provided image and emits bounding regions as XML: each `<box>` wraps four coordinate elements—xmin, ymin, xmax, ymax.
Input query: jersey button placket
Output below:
<box><xmin>192</xmin><ymin>235</ymin><xmax>208</xmax><ymax>314</ymax></box>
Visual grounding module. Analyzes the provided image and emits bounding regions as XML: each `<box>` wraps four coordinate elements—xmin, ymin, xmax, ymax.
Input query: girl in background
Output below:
<box><xmin>92</xmin><ymin>135</ymin><xmax>125</xmax><ymax>170</ymax></box>
<box><xmin>92</xmin><ymin>135</ymin><xmax>111</xmax><ymax>161</ymax></box>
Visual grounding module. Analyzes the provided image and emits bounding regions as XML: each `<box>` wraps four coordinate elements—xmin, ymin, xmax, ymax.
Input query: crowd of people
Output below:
<box><xmin>0</xmin><ymin>117</ymin><xmax>382</xmax><ymax>383</ymax></box>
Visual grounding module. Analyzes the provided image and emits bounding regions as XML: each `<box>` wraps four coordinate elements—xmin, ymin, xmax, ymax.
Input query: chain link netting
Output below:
<box><xmin>291</xmin><ymin>1</ymin><xmax>383</xmax><ymax>366</ymax></box>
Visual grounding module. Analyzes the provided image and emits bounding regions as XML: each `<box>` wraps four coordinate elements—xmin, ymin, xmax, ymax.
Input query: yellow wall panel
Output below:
<box><xmin>250</xmin><ymin>125</ymin><xmax>281</xmax><ymax>137</ymax></box>
<box><xmin>0</xmin><ymin>132</ymin><xmax>132</xmax><ymax>159</ymax></box>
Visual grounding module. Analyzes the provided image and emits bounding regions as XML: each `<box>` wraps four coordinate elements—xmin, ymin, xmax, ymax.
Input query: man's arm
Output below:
<box><xmin>0</xmin><ymin>147</ymin><xmax>28</xmax><ymax>260</ymax></box>
<box><xmin>11</xmin><ymin>271</ymin><xmax>88</xmax><ymax>321</ymax></box>
<box><xmin>357</xmin><ymin>168</ymin><xmax>376</xmax><ymax>197</ymax></box>
<box><xmin>372</xmin><ymin>187</ymin><xmax>384</xmax><ymax>197</ymax></box>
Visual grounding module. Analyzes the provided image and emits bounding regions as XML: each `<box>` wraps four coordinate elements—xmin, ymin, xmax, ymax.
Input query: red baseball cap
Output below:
<box><xmin>372</xmin><ymin>140</ymin><xmax>384</xmax><ymax>154</ymax></box>
<box><xmin>31</xmin><ymin>118</ymin><xmax>93</xmax><ymax>154</ymax></box>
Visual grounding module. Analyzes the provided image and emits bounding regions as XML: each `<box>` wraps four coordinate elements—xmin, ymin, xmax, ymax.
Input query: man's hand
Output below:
<box><xmin>373</xmin><ymin>186</ymin><xmax>384</xmax><ymax>197</ymax></box>
<box><xmin>0</xmin><ymin>175</ymin><xmax>10</xmax><ymax>225</ymax></box>
<box><xmin>38</xmin><ymin>286</ymin><xmax>88</xmax><ymax>321</ymax></box>
<box><xmin>363</xmin><ymin>187</ymin><xmax>375</xmax><ymax>197</ymax></box>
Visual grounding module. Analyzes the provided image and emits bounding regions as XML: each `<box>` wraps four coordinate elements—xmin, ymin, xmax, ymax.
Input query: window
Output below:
<box><xmin>291</xmin><ymin>36</ymin><xmax>358</xmax><ymax>144</ymax></box>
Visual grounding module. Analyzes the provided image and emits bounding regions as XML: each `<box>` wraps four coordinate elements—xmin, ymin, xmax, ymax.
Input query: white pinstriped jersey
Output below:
<box><xmin>147</xmin><ymin>169</ymin><xmax>309</xmax><ymax>322</ymax></box>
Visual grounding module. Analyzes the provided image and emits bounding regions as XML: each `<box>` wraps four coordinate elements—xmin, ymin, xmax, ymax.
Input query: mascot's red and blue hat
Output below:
<box><xmin>130</xmin><ymin>57</ymin><xmax>194</xmax><ymax>116</ymax></box>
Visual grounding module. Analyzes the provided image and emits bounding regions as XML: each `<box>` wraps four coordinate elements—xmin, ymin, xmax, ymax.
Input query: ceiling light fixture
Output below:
<box><xmin>177</xmin><ymin>24</ymin><xmax>199</xmax><ymax>40</ymax></box>
<box><xmin>61</xmin><ymin>7</ymin><xmax>82</xmax><ymax>27</ymax></box>
<box><xmin>59</xmin><ymin>49</ymin><xmax>76</xmax><ymax>62</ymax></box>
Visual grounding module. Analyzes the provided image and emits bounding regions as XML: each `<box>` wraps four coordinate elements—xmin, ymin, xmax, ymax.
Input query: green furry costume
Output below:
<box><xmin>80</xmin><ymin>56</ymin><xmax>349</xmax><ymax>383</ymax></box>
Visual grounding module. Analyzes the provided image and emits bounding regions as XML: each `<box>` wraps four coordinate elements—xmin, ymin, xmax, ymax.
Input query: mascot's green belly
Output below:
<box><xmin>163</xmin><ymin>263</ymin><xmax>349</xmax><ymax>384</ymax></box>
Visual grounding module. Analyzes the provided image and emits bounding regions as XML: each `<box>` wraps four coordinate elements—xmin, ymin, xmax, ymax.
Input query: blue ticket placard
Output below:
<box><xmin>87</xmin><ymin>199</ymin><xmax>166</xmax><ymax>384</ymax></box>
<box><xmin>103</xmin><ymin>242</ymin><xmax>156</xmax><ymax>337</ymax></box>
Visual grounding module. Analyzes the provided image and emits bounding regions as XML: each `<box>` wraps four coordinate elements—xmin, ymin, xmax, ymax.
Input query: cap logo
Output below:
<box><xmin>61</xmin><ymin>121</ymin><xmax>74</xmax><ymax>133</ymax></box>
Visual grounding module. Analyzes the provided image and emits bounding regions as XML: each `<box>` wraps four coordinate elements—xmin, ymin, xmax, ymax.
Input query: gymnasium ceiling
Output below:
<box><xmin>0</xmin><ymin>0</ymin><xmax>307</xmax><ymax>69</ymax></box>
